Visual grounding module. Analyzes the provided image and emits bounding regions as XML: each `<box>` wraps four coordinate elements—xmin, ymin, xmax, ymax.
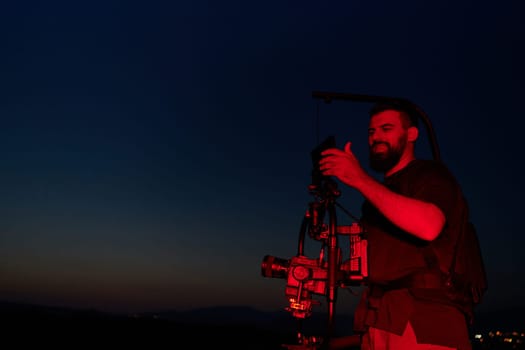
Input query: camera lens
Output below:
<box><xmin>261</xmin><ymin>255</ymin><xmax>289</xmax><ymax>279</ymax></box>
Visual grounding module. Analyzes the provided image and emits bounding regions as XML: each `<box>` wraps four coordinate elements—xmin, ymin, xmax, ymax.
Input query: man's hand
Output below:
<box><xmin>319</xmin><ymin>141</ymin><xmax>368</xmax><ymax>190</ymax></box>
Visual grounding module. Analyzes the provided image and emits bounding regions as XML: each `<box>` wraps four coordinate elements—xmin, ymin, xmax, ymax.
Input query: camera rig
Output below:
<box><xmin>261</xmin><ymin>135</ymin><xmax>368</xmax><ymax>349</ymax></box>
<box><xmin>260</xmin><ymin>91</ymin><xmax>440</xmax><ymax>350</ymax></box>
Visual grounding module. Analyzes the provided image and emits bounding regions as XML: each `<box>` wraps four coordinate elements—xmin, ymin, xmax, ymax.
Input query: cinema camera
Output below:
<box><xmin>261</xmin><ymin>223</ymin><xmax>367</xmax><ymax>317</ymax></box>
<box><xmin>261</xmin><ymin>136</ymin><xmax>369</xmax><ymax>348</ymax></box>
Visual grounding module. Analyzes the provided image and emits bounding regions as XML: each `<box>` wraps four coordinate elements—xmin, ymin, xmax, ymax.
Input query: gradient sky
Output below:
<box><xmin>0</xmin><ymin>0</ymin><xmax>523</xmax><ymax>316</ymax></box>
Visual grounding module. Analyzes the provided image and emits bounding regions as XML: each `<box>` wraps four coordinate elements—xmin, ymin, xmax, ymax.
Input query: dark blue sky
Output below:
<box><xmin>0</xmin><ymin>0</ymin><xmax>523</xmax><ymax>315</ymax></box>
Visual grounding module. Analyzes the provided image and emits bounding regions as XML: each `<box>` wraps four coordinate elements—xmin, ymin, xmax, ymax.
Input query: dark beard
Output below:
<box><xmin>369</xmin><ymin>142</ymin><xmax>403</xmax><ymax>173</ymax></box>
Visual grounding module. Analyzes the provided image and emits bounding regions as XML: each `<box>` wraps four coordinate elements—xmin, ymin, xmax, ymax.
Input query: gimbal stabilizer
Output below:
<box><xmin>261</xmin><ymin>135</ymin><xmax>368</xmax><ymax>349</ymax></box>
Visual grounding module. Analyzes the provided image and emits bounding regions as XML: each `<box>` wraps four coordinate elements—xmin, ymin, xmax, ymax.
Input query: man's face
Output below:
<box><xmin>368</xmin><ymin>109</ymin><xmax>408</xmax><ymax>173</ymax></box>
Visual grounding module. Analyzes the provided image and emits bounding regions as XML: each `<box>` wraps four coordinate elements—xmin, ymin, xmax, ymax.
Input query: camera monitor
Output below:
<box><xmin>310</xmin><ymin>135</ymin><xmax>336</xmax><ymax>188</ymax></box>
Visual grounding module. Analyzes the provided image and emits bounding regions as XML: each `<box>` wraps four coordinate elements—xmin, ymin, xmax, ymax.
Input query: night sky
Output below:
<box><xmin>0</xmin><ymin>0</ymin><xmax>523</xmax><ymax>315</ymax></box>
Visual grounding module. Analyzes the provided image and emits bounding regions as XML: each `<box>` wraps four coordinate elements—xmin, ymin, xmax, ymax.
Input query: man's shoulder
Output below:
<box><xmin>411</xmin><ymin>159</ymin><xmax>448</xmax><ymax>170</ymax></box>
<box><xmin>398</xmin><ymin>160</ymin><xmax>462</xmax><ymax>193</ymax></box>
<box><xmin>410</xmin><ymin>159</ymin><xmax>456</xmax><ymax>179</ymax></box>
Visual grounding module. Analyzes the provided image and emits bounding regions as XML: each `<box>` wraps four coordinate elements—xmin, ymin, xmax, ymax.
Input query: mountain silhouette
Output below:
<box><xmin>1</xmin><ymin>300</ymin><xmax>522</xmax><ymax>349</ymax></box>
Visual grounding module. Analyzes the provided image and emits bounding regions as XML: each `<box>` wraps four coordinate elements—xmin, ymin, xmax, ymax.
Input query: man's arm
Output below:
<box><xmin>320</xmin><ymin>142</ymin><xmax>445</xmax><ymax>241</ymax></box>
<box><xmin>355</xmin><ymin>175</ymin><xmax>445</xmax><ymax>241</ymax></box>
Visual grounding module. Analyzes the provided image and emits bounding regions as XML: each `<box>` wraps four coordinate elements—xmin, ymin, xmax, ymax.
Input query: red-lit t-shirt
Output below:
<box><xmin>354</xmin><ymin>159</ymin><xmax>472</xmax><ymax>349</ymax></box>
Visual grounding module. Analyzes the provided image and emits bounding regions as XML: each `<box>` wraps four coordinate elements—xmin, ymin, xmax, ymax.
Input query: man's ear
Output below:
<box><xmin>408</xmin><ymin>126</ymin><xmax>419</xmax><ymax>142</ymax></box>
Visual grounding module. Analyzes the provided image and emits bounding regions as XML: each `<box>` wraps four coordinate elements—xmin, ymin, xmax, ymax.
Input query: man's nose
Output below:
<box><xmin>369</xmin><ymin>133</ymin><xmax>381</xmax><ymax>143</ymax></box>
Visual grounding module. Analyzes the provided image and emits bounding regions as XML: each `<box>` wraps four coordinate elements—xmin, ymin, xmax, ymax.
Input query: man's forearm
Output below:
<box><xmin>355</xmin><ymin>175</ymin><xmax>445</xmax><ymax>241</ymax></box>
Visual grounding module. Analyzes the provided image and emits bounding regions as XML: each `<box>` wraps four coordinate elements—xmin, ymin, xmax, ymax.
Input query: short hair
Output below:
<box><xmin>369</xmin><ymin>101</ymin><xmax>419</xmax><ymax>129</ymax></box>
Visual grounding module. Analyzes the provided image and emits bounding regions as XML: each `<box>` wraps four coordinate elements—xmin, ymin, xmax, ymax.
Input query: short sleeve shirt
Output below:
<box><xmin>355</xmin><ymin>159</ymin><xmax>472</xmax><ymax>349</ymax></box>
